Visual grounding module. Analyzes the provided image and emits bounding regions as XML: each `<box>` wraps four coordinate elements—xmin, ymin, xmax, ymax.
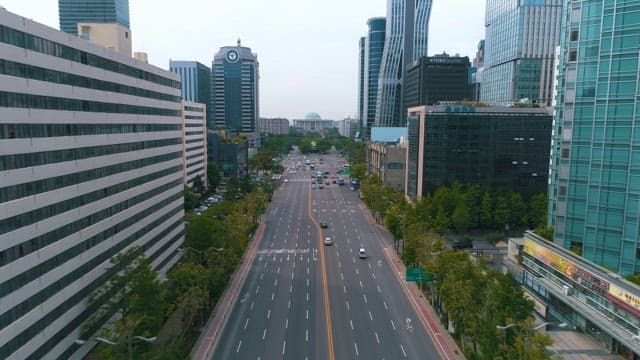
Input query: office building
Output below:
<box><xmin>206</xmin><ymin>130</ymin><xmax>248</xmax><ymax>179</ymax></box>
<box><xmin>182</xmin><ymin>102</ymin><xmax>207</xmax><ymax>189</ymax></box>
<box><xmin>339</xmin><ymin>117</ymin><xmax>358</xmax><ymax>138</ymax></box>
<box><xmin>549</xmin><ymin>0</ymin><xmax>640</xmax><ymax>275</ymax></box>
<box><xmin>375</xmin><ymin>0</ymin><xmax>432</xmax><ymax>127</ymax></box>
<box><xmin>170</xmin><ymin>61</ymin><xmax>212</xmax><ymax>127</ymax></box>
<box><xmin>404</xmin><ymin>54</ymin><xmax>471</xmax><ymax>109</ymax></box>
<box><xmin>358</xmin><ymin>36</ymin><xmax>365</xmax><ymax>136</ymax></box>
<box><xmin>77</xmin><ymin>22</ymin><xmax>131</xmax><ymax>56</ymax></box>
<box><xmin>212</xmin><ymin>40</ymin><xmax>259</xmax><ymax>142</ymax></box>
<box><xmin>481</xmin><ymin>0</ymin><xmax>562</xmax><ymax>105</ymax></box>
<box><xmin>0</xmin><ymin>8</ymin><xmax>184</xmax><ymax>359</ymax></box>
<box><xmin>471</xmin><ymin>40</ymin><xmax>485</xmax><ymax>101</ymax></box>
<box><xmin>367</xmin><ymin>139</ymin><xmax>406</xmax><ymax>192</ymax></box>
<box><xmin>406</xmin><ymin>105</ymin><xmax>552</xmax><ymax>199</ymax></box>
<box><xmin>258</xmin><ymin>117</ymin><xmax>289</xmax><ymax>135</ymax></box>
<box><xmin>360</xmin><ymin>17</ymin><xmax>386</xmax><ymax>139</ymax></box>
<box><xmin>59</xmin><ymin>0</ymin><xmax>130</xmax><ymax>36</ymax></box>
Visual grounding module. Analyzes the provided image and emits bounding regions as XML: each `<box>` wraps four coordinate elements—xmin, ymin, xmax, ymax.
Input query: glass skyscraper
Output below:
<box><xmin>481</xmin><ymin>0</ymin><xmax>562</xmax><ymax>105</ymax></box>
<box><xmin>59</xmin><ymin>0</ymin><xmax>130</xmax><ymax>36</ymax></box>
<box><xmin>361</xmin><ymin>17</ymin><xmax>386</xmax><ymax>139</ymax></box>
<box><xmin>212</xmin><ymin>41</ymin><xmax>259</xmax><ymax>134</ymax></box>
<box><xmin>549</xmin><ymin>0</ymin><xmax>640</xmax><ymax>275</ymax></box>
<box><xmin>170</xmin><ymin>61</ymin><xmax>212</xmax><ymax>127</ymax></box>
<box><xmin>375</xmin><ymin>0</ymin><xmax>432</xmax><ymax>127</ymax></box>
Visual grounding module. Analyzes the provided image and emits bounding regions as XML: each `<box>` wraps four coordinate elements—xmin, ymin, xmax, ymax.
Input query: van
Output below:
<box><xmin>359</xmin><ymin>248</ymin><xmax>367</xmax><ymax>259</ymax></box>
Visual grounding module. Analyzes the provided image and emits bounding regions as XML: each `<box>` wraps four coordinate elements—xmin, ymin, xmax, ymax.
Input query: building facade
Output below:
<box><xmin>361</xmin><ymin>17</ymin><xmax>386</xmax><ymax>139</ymax></box>
<box><xmin>182</xmin><ymin>102</ymin><xmax>207</xmax><ymax>189</ymax></box>
<box><xmin>549</xmin><ymin>0</ymin><xmax>640</xmax><ymax>276</ymax></box>
<box><xmin>0</xmin><ymin>8</ymin><xmax>184</xmax><ymax>359</ymax></box>
<box><xmin>292</xmin><ymin>119</ymin><xmax>334</xmax><ymax>134</ymax></box>
<box><xmin>170</xmin><ymin>61</ymin><xmax>212</xmax><ymax>126</ymax></box>
<box><xmin>358</xmin><ymin>36</ymin><xmax>366</xmax><ymax>136</ymax></box>
<box><xmin>212</xmin><ymin>40</ymin><xmax>259</xmax><ymax>138</ymax></box>
<box><xmin>405</xmin><ymin>105</ymin><xmax>552</xmax><ymax>199</ymax></box>
<box><xmin>367</xmin><ymin>142</ymin><xmax>406</xmax><ymax>192</ymax></box>
<box><xmin>404</xmin><ymin>54</ymin><xmax>471</xmax><ymax>109</ymax></box>
<box><xmin>258</xmin><ymin>117</ymin><xmax>289</xmax><ymax>135</ymax></box>
<box><xmin>206</xmin><ymin>131</ymin><xmax>248</xmax><ymax>179</ymax></box>
<box><xmin>375</xmin><ymin>0</ymin><xmax>432</xmax><ymax>127</ymax></box>
<box><xmin>339</xmin><ymin>117</ymin><xmax>358</xmax><ymax>138</ymax></box>
<box><xmin>77</xmin><ymin>22</ymin><xmax>131</xmax><ymax>56</ymax></box>
<box><xmin>59</xmin><ymin>0</ymin><xmax>130</xmax><ymax>36</ymax></box>
<box><xmin>481</xmin><ymin>0</ymin><xmax>562</xmax><ymax>105</ymax></box>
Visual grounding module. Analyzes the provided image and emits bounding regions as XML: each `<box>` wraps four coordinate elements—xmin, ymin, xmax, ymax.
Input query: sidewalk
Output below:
<box><xmin>548</xmin><ymin>331</ymin><xmax>625</xmax><ymax>360</ymax></box>
<box><xmin>190</xmin><ymin>218</ymin><xmax>266</xmax><ymax>360</ymax></box>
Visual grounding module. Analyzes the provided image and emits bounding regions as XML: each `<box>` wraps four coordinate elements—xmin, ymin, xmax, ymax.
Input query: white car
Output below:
<box><xmin>284</xmin><ymin>178</ymin><xmax>289</xmax><ymax>183</ymax></box>
<box><xmin>324</xmin><ymin>237</ymin><xmax>333</xmax><ymax>246</ymax></box>
<box><xmin>359</xmin><ymin>248</ymin><xmax>367</xmax><ymax>258</ymax></box>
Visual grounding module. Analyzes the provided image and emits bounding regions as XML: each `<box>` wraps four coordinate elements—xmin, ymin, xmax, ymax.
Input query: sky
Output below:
<box><xmin>1</xmin><ymin>0</ymin><xmax>486</xmax><ymax>120</ymax></box>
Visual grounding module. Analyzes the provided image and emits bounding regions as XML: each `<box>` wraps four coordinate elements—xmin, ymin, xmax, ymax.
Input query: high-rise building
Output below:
<box><xmin>549</xmin><ymin>1</ymin><xmax>640</xmax><ymax>275</ymax></box>
<box><xmin>404</xmin><ymin>54</ymin><xmax>471</xmax><ymax>109</ymax></box>
<box><xmin>375</xmin><ymin>0</ymin><xmax>432</xmax><ymax>128</ymax></box>
<box><xmin>182</xmin><ymin>102</ymin><xmax>207</xmax><ymax>189</ymax></box>
<box><xmin>481</xmin><ymin>0</ymin><xmax>562</xmax><ymax>106</ymax></box>
<box><xmin>170</xmin><ymin>61</ymin><xmax>212</xmax><ymax>127</ymax></box>
<box><xmin>360</xmin><ymin>17</ymin><xmax>386</xmax><ymax>139</ymax></box>
<box><xmin>59</xmin><ymin>0</ymin><xmax>130</xmax><ymax>36</ymax></box>
<box><xmin>0</xmin><ymin>7</ymin><xmax>184</xmax><ymax>359</ymax></box>
<box><xmin>471</xmin><ymin>40</ymin><xmax>485</xmax><ymax>101</ymax></box>
<box><xmin>358</xmin><ymin>36</ymin><xmax>366</xmax><ymax>136</ymax></box>
<box><xmin>212</xmin><ymin>40</ymin><xmax>259</xmax><ymax>140</ymax></box>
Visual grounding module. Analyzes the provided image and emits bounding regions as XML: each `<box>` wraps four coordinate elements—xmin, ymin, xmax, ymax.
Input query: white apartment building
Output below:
<box><xmin>0</xmin><ymin>8</ymin><xmax>184</xmax><ymax>359</ymax></box>
<box><xmin>182</xmin><ymin>101</ymin><xmax>207</xmax><ymax>188</ymax></box>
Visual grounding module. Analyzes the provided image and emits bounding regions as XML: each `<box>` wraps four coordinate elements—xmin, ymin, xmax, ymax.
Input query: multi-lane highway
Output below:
<box><xmin>212</xmin><ymin>150</ymin><xmax>443</xmax><ymax>359</ymax></box>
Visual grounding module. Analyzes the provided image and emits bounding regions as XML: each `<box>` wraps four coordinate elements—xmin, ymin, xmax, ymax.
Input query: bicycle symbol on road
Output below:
<box><xmin>405</xmin><ymin>318</ymin><xmax>414</xmax><ymax>333</ymax></box>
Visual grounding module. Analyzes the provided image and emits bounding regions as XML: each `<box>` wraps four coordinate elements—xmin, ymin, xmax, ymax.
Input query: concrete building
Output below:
<box><xmin>182</xmin><ymin>102</ymin><xmax>207</xmax><ymax>189</ymax></box>
<box><xmin>170</xmin><ymin>61</ymin><xmax>212</xmax><ymax>126</ymax></box>
<box><xmin>367</xmin><ymin>142</ymin><xmax>406</xmax><ymax>192</ymax></box>
<box><xmin>375</xmin><ymin>0</ymin><xmax>433</xmax><ymax>127</ymax></box>
<box><xmin>258</xmin><ymin>117</ymin><xmax>289</xmax><ymax>135</ymax></box>
<box><xmin>292</xmin><ymin>113</ymin><xmax>334</xmax><ymax>134</ymax></box>
<box><xmin>549</xmin><ymin>0</ymin><xmax>640</xmax><ymax>276</ymax></box>
<box><xmin>338</xmin><ymin>117</ymin><xmax>357</xmax><ymax>138</ymax></box>
<box><xmin>212</xmin><ymin>39</ymin><xmax>259</xmax><ymax>148</ymax></box>
<box><xmin>59</xmin><ymin>0</ymin><xmax>130</xmax><ymax>36</ymax></box>
<box><xmin>359</xmin><ymin>17</ymin><xmax>386</xmax><ymax>139</ymax></box>
<box><xmin>0</xmin><ymin>7</ymin><xmax>184</xmax><ymax>359</ymax></box>
<box><xmin>481</xmin><ymin>0</ymin><xmax>562</xmax><ymax>105</ymax></box>
<box><xmin>405</xmin><ymin>105</ymin><xmax>552</xmax><ymax>199</ymax></box>
<box><xmin>77</xmin><ymin>22</ymin><xmax>131</xmax><ymax>56</ymax></box>
<box><xmin>404</xmin><ymin>54</ymin><xmax>471</xmax><ymax>110</ymax></box>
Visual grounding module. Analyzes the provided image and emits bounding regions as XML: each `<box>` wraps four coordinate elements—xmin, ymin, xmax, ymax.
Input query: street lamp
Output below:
<box><xmin>75</xmin><ymin>335</ymin><xmax>156</xmax><ymax>360</ymax></box>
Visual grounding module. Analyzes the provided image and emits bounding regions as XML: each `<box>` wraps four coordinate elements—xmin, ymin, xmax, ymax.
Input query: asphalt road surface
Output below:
<box><xmin>212</xmin><ymin>150</ymin><xmax>443</xmax><ymax>359</ymax></box>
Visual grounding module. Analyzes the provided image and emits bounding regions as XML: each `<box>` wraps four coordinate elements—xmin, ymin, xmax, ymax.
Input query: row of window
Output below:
<box><xmin>185</xmin><ymin>138</ymin><xmax>202</xmax><ymax>144</ymax></box>
<box><xmin>0</xmin><ymin>206</ymin><xmax>183</xmax><ymax>360</ymax></box>
<box><xmin>185</xmin><ymin>131</ymin><xmax>204</xmax><ymax>136</ymax></box>
<box><xmin>0</xmin><ymin>151</ymin><xmax>181</xmax><ymax>203</ymax></box>
<box><xmin>186</xmin><ymin>153</ymin><xmax>203</xmax><ymax>161</ymax></box>
<box><xmin>0</xmin><ymin>25</ymin><xmax>180</xmax><ymax>89</ymax></box>
<box><xmin>0</xmin><ymin>181</ymin><xmax>182</xmax><ymax>289</ymax></box>
<box><xmin>184</xmin><ymin>106</ymin><xmax>204</xmax><ymax>113</ymax></box>
<box><xmin>186</xmin><ymin>144</ymin><xmax>205</xmax><ymax>153</ymax></box>
<box><xmin>0</xmin><ymin>59</ymin><xmax>181</xmax><ymax>103</ymax></box>
<box><xmin>0</xmin><ymin>165</ymin><xmax>181</xmax><ymax>236</ymax></box>
<box><xmin>186</xmin><ymin>166</ymin><xmax>205</xmax><ymax>177</ymax></box>
<box><xmin>0</xmin><ymin>123</ymin><xmax>180</xmax><ymax>140</ymax></box>
<box><xmin>0</xmin><ymin>91</ymin><xmax>181</xmax><ymax>117</ymax></box>
<box><xmin>184</xmin><ymin>122</ymin><xmax>203</xmax><ymax>127</ymax></box>
<box><xmin>0</xmin><ymin>138</ymin><xmax>181</xmax><ymax>172</ymax></box>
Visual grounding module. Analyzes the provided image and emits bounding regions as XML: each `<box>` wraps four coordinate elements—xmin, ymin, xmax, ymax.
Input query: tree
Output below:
<box><xmin>184</xmin><ymin>186</ymin><xmax>199</xmax><ymax>212</ymax></box>
<box><xmin>452</xmin><ymin>203</ymin><xmax>471</xmax><ymax>232</ymax></box>
<box><xmin>528</xmin><ymin>193</ymin><xmax>548</xmax><ymax>228</ymax></box>
<box><xmin>481</xmin><ymin>191</ymin><xmax>494</xmax><ymax>228</ymax></box>
<box><xmin>350</xmin><ymin>163</ymin><xmax>366</xmax><ymax>180</ymax></box>
<box><xmin>493</xmin><ymin>193</ymin><xmax>510</xmax><ymax>230</ymax></box>
<box><xmin>509</xmin><ymin>192</ymin><xmax>527</xmax><ymax>228</ymax></box>
<box><xmin>191</xmin><ymin>175</ymin><xmax>205</xmax><ymax>194</ymax></box>
<box><xmin>207</xmin><ymin>162</ymin><xmax>222</xmax><ymax>190</ymax></box>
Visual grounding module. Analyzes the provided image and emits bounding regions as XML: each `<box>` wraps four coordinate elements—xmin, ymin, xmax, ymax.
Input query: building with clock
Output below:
<box><xmin>211</xmin><ymin>39</ymin><xmax>260</xmax><ymax>149</ymax></box>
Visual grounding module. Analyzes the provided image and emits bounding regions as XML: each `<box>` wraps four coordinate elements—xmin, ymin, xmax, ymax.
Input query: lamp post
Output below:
<box><xmin>75</xmin><ymin>336</ymin><xmax>157</xmax><ymax>360</ymax></box>
<box><xmin>496</xmin><ymin>321</ymin><xmax>567</xmax><ymax>359</ymax></box>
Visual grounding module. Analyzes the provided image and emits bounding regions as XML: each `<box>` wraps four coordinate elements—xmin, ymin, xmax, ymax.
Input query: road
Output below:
<box><xmin>211</xmin><ymin>151</ymin><xmax>443</xmax><ymax>359</ymax></box>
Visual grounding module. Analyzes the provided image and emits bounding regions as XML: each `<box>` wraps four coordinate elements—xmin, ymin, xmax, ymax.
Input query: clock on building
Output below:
<box><xmin>226</xmin><ymin>50</ymin><xmax>239</xmax><ymax>63</ymax></box>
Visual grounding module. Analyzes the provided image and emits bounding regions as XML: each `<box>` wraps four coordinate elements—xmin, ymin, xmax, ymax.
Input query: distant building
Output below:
<box><xmin>0</xmin><ymin>7</ymin><xmax>183</xmax><ymax>359</ymax></box>
<box><xmin>339</xmin><ymin>118</ymin><xmax>358</xmax><ymax>138</ymax></box>
<box><xmin>77</xmin><ymin>22</ymin><xmax>131</xmax><ymax>56</ymax></box>
<box><xmin>170</xmin><ymin>61</ymin><xmax>212</xmax><ymax>126</ymax></box>
<box><xmin>405</xmin><ymin>105</ymin><xmax>552</xmax><ymax>199</ymax></box>
<box><xmin>292</xmin><ymin>113</ymin><xmax>334</xmax><ymax>134</ymax></box>
<box><xmin>481</xmin><ymin>0</ymin><xmax>561</xmax><ymax>105</ymax></box>
<box><xmin>404</xmin><ymin>54</ymin><xmax>471</xmax><ymax>110</ymax></box>
<box><xmin>59</xmin><ymin>0</ymin><xmax>130</xmax><ymax>36</ymax></box>
<box><xmin>212</xmin><ymin>39</ymin><xmax>259</xmax><ymax>145</ymax></box>
<box><xmin>470</xmin><ymin>40</ymin><xmax>485</xmax><ymax>101</ymax></box>
<box><xmin>367</xmin><ymin>142</ymin><xmax>406</xmax><ymax>192</ymax></box>
<box><xmin>258</xmin><ymin>118</ymin><xmax>289</xmax><ymax>135</ymax></box>
<box><xmin>182</xmin><ymin>102</ymin><xmax>207</xmax><ymax>188</ymax></box>
<box><xmin>359</xmin><ymin>17</ymin><xmax>386</xmax><ymax>139</ymax></box>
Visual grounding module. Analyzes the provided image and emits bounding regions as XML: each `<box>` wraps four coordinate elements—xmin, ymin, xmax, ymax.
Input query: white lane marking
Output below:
<box><xmin>307</xmin><ymin>292</ymin><xmax>309</xmax><ymax>301</ymax></box>
<box><xmin>375</xmin><ymin>332</ymin><xmax>380</xmax><ymax>344</ymax></box>
<box><xmin>277</xmin><ymin>267</ymin><xmax>280</xmax><ymax>274</ymax></box>
<box><xmin>255</xmin><ymin>285</ymin><xmax>260</xmax><ymax>295</ymax></box>
<box><xmin>336</xmin><ymin>250</ymin><xmax>340</xmax><ymax>257</ymax></box>
<box><xmin>369</xmin><ymin>311</ymin><xmax>373</xmax><ymax>321</ymax></box>
<box><xmin>340</xmin><ymin>272</ymin><xmax>344</xmax><ymax>280</ymax></box>
<box><xmin>352</xmin><ymin>257</ymin><xmax>355</xmax><ymax>264</ymax></box>
<box><xmin>350</xmin><ymin>248</ymin><xmax>353</xmax><ymax>253</ymax></box>
<box><xmin>290</xmin><ymin>285</ymin><xmax>293</xmax><ymax>293</ymax></box>
<box><xmin>250</xmin><ymin>301</ymin><xmax>255</xmax><ymax>311</ymax></box>
<box><xmin>363</xmin><ymin>294</ymin><xmax>368</xmax><ymax>303</ymax></box>
<box><xmin>354</xmin><ymin>342</ymin><xmax>359</xmax><ymax>357</ymax></box>
<box><xmin>355</xmin><ymin>268</ymin><xmax>359</xmax><ymax>275</ymax></box>
<box><xmin>282</xmin><ymin>340</ymin><xmax>286</xmax><ymax>356</ymax></box>
<box><xmin>307</xmin><ymin>267</ymin><xmax>310</xmax><ymax>274</ymax></box>
<box><xmin>400</xmin><ymin>344</ymin><xmax>407</xmax><ymax>358</ymax></box>
<box><xmin>260</xmin><ymin>273</ymin><xmax>264</xmax><ymax>280</ymax></box>
<box><xmin>288</xmin><ymin>300</ymin><xmax>291</xmax><ymax>309</ymax></box>
<box><xmin>359</xmin><ymin>280</ymin><xmax>363</xmax><ymax>288</ymax></box>
<box><xmin>264</xmin><ymin>262</ymin><xmax>267</xmax><ymax>268</ymax></box>
<box><xmin>372</xmin><ymin>273</ymin><xmax>376</xmax><ymax>280</ymax></box>
<box><xmin>377</xmin><ymin>285</ymin><xmax>382</xmax><ymax>293</ymax></box>
<box><xmin>291</xmin><ymin>272</ymin><xmax>295</xmax><ymax>279</ymax></box>
<box><xmin>368</xmin><ymin>263</ymin><xmax>372</xmax><ymax>269</ymax></box>
<box><xmin>338</xmin><ymin>261</ymin><xmax>342</xmax><ymax>268</ymax></box>
<box><xmin>350</xmin><ymin>319</ymin><xmax>354</xmax><ymax>330</ymax></box>
<box><xmin>306</xmin><ymin>329</ymin><xmax>309</xmax><ymax>342</ymax></box>
<box><xmin>343</xmin><ymin>285</ymin><xmax>347</xmax><ymax>294</ymax></box>
<box><xmin>286</xmin><ymin>318</ymin><xmax>289</xmax><ymax>329</ymax></box>
<box><xmin>306</xmin><ymin>309</ymin><xmax>309</xmax><ymax>320</ymax></box>
<box><xmin>244</xmin><ymin>318</ymin><xmax>249</xmax><ymax>330</ymax></box>
<box><xmin>383</xmin><ymin>301</ymin><xmax>388</xmax><ymax>310</ymax></box>
<box><xmin>346</xmin><ymin>300</ymin><xmax>350</xmax><ymax>311</ymax></box>
<box><xmin>391</xmin><ymin>319</ymin><xmax>396</xmax><ymax>331</ymax></box>
<box><xmin>271</xmin><ymin>292</ymin><xmax>275</xmax><ymax>301</ymax></box>
<box><xmin>236</xmin><ymin>340</ymin><xmax>242</xmax><ymax>353</ymax></box>
<box><xmin>307</xmin><ymin>278</ymin><xmax>310</xmax><ymax>287</ymax></box>
<box><xmin>274</xmin><ymin>279</ymin><xmax>278</xmax><ymax>286</ymax></box>
<box><xmin>267</xmin><ymin>309</ymin><xmax>271</xmax><ymax>319</ymax></box>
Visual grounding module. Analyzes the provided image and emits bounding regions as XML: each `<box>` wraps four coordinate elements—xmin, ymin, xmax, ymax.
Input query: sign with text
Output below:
<box><xmin>406</xmin><ymin>268</ymin><xmax>433</xmax><ymax>283</ymax></box>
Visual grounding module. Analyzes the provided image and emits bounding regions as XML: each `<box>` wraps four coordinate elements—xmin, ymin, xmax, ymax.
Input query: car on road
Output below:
<box><xmin>359</xmin><ymin>248</ymin><xmax>367</xmax><ymax>258</ymax></box>
<box><xmin>320</xmin><ymin>221</ymin><xmax>328</xmax><ymax>228</ymax></box>
<box><xmin>284</xmin><ymin>178</ymin><xmax>289</xmax><ymax>183</ymax></box>
<box><xmin>318</xmin><ymin>184</ymin><xmax>324</xmax><ymax>189</ymax></box>
<box><xmin>452</xmin><ymin>239</ymin><xmax>473</xmax><ymax>250</ymax></box>
<box><xmin>324</xmin><ymin>237</ymin><xmax>333</xmax><ymax>245</ymax></box>
<box><xmin>311</xmin><ymin>184</ymin><xmax>316</xmax><ymax>189</ymax></box>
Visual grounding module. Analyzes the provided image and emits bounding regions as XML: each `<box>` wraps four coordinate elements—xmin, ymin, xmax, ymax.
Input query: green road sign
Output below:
<box><xmin>406</xmin><ymin>268</ymin><xmax>433</xmax><ymax>283</ymax></box>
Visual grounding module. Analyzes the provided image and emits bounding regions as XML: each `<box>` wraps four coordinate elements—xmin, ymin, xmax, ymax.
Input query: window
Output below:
<box><xmin>559</xmin><ymin>185</ymin><xmax>567</xmax><ymax>196</ymax></box>
<box><xmin>568</xmin><ymin>50</ymin><xmax>577</xmax><ymax>62</ymax></box>
<box><xmin>570</xmin><ymin>30</ymin><xmax>579</xmax><ymax>41</ymax></box>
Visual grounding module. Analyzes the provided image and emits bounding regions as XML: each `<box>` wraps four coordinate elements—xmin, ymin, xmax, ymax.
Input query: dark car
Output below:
<box><xmin>452</xmin><ymin>240</ymin><xmax>473</xmax><ymax>250</ymax></box>
<box><xmin>320</xmin><ymin>221</ymin><xmax>328</xmax><ymax>228</ymax></box>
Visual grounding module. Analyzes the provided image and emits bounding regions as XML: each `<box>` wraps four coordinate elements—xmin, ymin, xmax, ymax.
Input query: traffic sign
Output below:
<box><xmin>406</xmin><ymin>267</ymin><xmax>433</xmax><ymax>283</ymax></box>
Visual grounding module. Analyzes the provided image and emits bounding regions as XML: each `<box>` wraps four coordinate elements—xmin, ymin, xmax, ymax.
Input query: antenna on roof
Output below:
<box><xmin>237</xmin><ymin>38</ymin><xmax>241</xmax><ymax>47</ymax></box>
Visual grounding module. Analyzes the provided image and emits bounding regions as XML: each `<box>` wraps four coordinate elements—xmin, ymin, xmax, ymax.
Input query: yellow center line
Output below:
<box><xmin>308</xmin><ymin>184</ymin><xmax>335</xmax><ymax>360</ymax></box>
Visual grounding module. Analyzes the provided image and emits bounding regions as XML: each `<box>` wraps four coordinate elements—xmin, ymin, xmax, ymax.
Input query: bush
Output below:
<box><xmin>485</xmin><ymin>232</ymin><xmax>504</xmax><ymax>244</ymax></box>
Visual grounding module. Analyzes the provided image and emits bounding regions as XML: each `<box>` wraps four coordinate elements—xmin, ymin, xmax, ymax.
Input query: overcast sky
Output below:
<box><xmin>2</xmin><ymin>0</ymin><xmax>485</xmax><ymax>120</ymax></box>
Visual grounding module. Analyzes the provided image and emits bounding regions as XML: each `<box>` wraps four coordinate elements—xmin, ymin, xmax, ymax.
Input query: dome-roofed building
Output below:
<box><xmin>293</xmin><ymin>112</ymin><xmax>334</xmax><ymax>134</ymax></box>
<box><xmin>305</xmin><ymin>112</ymin><xmax>322</xmax><ymax>120</ymax></box>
